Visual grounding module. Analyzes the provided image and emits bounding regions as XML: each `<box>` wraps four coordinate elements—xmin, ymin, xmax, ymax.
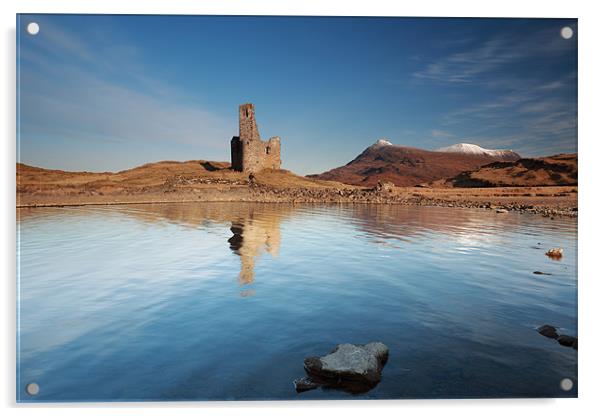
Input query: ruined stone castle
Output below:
<box><xmin>231</xmin><ymin>103</ymin><xmax>281</xmax><ymax>173</ymax></box>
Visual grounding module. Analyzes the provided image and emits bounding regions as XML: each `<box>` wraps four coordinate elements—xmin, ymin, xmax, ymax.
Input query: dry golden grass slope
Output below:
<box><xmin>16</xmin><ymin>158</ymin><xmax>577</xmax><ymax>216</ymax></box>
<box><xmin>434</xmin><ymin>154</ymin><xmax>577</xmax><ymax>188</ymax></box>
<box><xmin>17</xmin><ymin>160</ymin><xmax>346</xmax><ymax>198</ymax></box>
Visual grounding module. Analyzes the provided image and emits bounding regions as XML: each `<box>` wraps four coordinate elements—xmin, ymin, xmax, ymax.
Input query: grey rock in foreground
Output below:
<box><xmin>295</xmin><ymin>342</ymin><xmax>389</xmax><ymax>394</ymax></box>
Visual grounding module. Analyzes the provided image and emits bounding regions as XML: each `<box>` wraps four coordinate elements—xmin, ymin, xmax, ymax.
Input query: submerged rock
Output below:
<box><xmin>537</xmin><ymin>325</ymin><xmax>577</xmax><ymax>350</ymax></box>
<box><xmin>557</xmin><ymin>335</ymin><xmax>578</xmax><ymax>350</ymax></box>
<box><xmin>295</xmin><ymin>342</ymin><xmax>389</xmax><ymax>394</ymax></box>
<box><xmin>538</xmin><ymin>325</ymin><xmax>559</xmax><ymax>339</ymax></box>
<box><xmin>292</xmin><ymin>377</ymin><xmax>320</xmax><ymax>392</ymax></box>
<box><xmin>533</xmin><ymin>271</ymin><xmax>552</xmax><ymax>275</ymax></box>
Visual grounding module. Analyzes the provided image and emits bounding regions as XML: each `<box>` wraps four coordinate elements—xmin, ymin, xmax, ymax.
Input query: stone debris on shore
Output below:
<box><xmin>162</xmin><ymin>175</ymin><xmax>248</xmax><ymax>191</ymax></box>
<box><xmin>294</xmin><ymin>342</ymin><xmax>389</xmax><ymax>394</ymax></box>
<box><xmin>18</xmin><ymin>166</ymin><xmax>578</xmax><ymax>218</ymax></box>
<box><xmin>246</xmin><ymin>184</ymin><xmax>577</xmax><ymax>218</ymax></box>
<box><xmin>537</xmin><ymin>325</ymin><xmax>577</xmax><ymax>350</ymax></box>
<box><xmin>373</xmin><ymin>181</ymin><xmax>396</xmax><ymax>194</ymax></box>
<box><xmin>545</xmin><ymin>248</ymin><xmax>564</xmax><ymax>259</ymax></box>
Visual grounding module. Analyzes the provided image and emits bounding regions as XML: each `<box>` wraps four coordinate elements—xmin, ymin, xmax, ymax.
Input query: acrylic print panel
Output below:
<box><xmin>16</xmin><ymin>14</ymin><xmax>578</xmax><ymax>402</ymax></box>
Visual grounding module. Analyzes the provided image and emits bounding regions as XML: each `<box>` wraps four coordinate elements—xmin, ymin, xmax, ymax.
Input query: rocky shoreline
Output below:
<box><xmin>17</xmin><ymin>160</ymin><xmax>577</xmax><ymax>218</ymax></box>
<box><xmin>247</xmin><ymin>183</ymin><xmax>578</xmax><ymax>218</ymax></box>
<box><xmin>17</xmin><ymin>180</ymin><xmax>577</xmax><ymax>218</ymax></box>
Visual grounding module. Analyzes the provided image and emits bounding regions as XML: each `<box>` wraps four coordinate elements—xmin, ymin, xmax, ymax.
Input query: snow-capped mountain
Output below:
<box><xmin>436</xmin><ymin>143</ymin><xmax>520</xmax><ymax>160</ymax></box>
<box><xmin>309</xmin><ymin>139</ymin><xmax>521</xmax><ymax>187</ymax></box>
<box><xmin>371</xmin><ymin>139</ymin><xmax>393</xmax><ymax>147</ymax></box>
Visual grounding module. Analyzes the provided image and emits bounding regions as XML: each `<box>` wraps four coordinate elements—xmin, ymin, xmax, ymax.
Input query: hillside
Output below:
<box><xmin>17</xmin><ymin>159</ymin><xmax>344</xmax><ymax>201</ymax></box>
<box><xmin>16</xmin><ymin>158</ymin><xmax>576</xmax><ymax>217</ymax></box>
<box><xmin>308</xmin><ymin>140</ymin><xmax>521</xmax><ymax>187</ymax></box>
<box><xmin>434</xmin><ymin>153</ymin><xmax>577</xmax><ymax>188</ymax></box>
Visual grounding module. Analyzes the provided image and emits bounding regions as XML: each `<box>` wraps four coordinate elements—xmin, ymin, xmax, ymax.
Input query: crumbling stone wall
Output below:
<box><xmin>231</xmin><ymin>103</ymin><xmax>281</xmax><ymax>173</ymax></box>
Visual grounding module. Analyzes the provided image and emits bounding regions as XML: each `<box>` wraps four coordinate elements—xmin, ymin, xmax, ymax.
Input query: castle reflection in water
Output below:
<box><xmin>228</xmin><ymin>215</ymin><xmax>281</xmax><ymax>286</ymax></box>
<box><xmin>91</xmin><ymin>202</ymin><xmax>290</xmax><ymax>295</ymax></box>
<box><xmin>69</xmin><ymin>202</ymin><xmax>526</xmax><ymax>296</ymax></box>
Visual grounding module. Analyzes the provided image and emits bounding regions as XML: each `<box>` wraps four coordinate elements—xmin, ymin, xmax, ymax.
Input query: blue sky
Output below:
<box><xmin>17</xmin><ymin>15</ymin><xmax>577</xmax><ymax>175</ymax></box>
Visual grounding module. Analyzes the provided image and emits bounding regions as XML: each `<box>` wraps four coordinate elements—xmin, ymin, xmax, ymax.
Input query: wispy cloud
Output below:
<box><xmin>19</xmin><ymin>19</ymin><xmax>232</xmax><ymax>169</ymax></box>
<box><xmin>414</xmin><ymin>37</ymin><xmax>517</xmax><ymax>84</ymax></box>
<box><xmin>413</xmin><ymin>27</ymin><xmax>577</xmax><ymax>156</ymax></box>
<box><xmin>21</xmin><ymin>73</ymin><xmax>230</xmax><ymax>149</ymax></box>
<box><xmin>413</xmin><ymin>28</ymin><xmax>574</xmax><ymax>85</ymax></box>
<box><xmin>441</xmin><ymin>97</ymin><xmax>577</xmax><ymax>155</ymax></box>
<box><xmin>430</xmin><ymin>129</ymin><xmax>455</xmax><ymax>139</ymax></box>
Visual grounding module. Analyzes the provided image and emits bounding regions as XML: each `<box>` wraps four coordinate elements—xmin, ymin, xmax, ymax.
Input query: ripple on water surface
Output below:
<box><xmin>17</xmin><ymin>203</ymin><xmax>577</xmax><ymax>401</ymax></box>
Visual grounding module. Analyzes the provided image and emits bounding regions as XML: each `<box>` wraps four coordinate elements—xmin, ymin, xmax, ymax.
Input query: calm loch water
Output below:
<box><xmin>17</xmin><ymin>203</ymin><xmax>577</xmax><ymax>401</ymax></box>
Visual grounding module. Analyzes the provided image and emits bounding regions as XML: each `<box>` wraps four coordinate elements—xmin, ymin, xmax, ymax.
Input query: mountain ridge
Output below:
<box><xmin>309</xmin><ymin>140</ymin><xmax>522</xmax><ymax>187</ymax></box>
<box><xmin>436</xmin><ymin>143</ymin><xmax>520</xmax><ymax>160</ymax></box>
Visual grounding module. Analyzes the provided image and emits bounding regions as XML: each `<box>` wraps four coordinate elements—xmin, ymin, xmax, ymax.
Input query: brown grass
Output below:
<box><xmin>16</xmin><ymin>160</ymin><xmax>577</xmax><ymax>214</ymax></box>
<box><xmin>437</xmin><ymin>153</ymin><xmax>577</xmax><ymax>188</ymax></box>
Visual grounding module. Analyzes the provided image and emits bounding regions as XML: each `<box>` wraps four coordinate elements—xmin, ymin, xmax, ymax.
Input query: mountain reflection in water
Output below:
<box><xmin>63</xmin><ymin>203</ymin><xmax>530</xmax><ymax>290</ymax></box>
<box><xmin>18</xmin><ymin>202</ymin><xmax>571</xmax><ymax>294</ymax></box>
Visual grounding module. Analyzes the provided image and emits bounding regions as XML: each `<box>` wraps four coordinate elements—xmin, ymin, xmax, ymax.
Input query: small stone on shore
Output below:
<box><xmin>373</xmin><ymin>181</ymin><xmax>395</xmax><ymax>193</ymax></box>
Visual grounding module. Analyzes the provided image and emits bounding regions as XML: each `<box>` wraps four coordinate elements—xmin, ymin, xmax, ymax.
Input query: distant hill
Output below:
<box><xmin>434</xmin><ymin>153</ymin><xmax>577</xmax><ymax>187</ymax></box>
<box><xmin>436</xmin><ymin>143</ymin><xmax>521</xmax><ymax>160</ymax></box>
<box><xmin>308</xmin><ymin>140</ymin><xmax>521</xmax><ymax>187</ymax></box>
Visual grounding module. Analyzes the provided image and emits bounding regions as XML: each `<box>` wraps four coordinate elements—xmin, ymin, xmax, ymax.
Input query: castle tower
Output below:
<box><xmin>239</xmin><ymin>103</ymin><xmax>260</xmax><ymax>142</ymax></box>
<box><xmin>231</xmin><ymin>103</ymin><xmax>281</xmax><ymax>173</ymax></box>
